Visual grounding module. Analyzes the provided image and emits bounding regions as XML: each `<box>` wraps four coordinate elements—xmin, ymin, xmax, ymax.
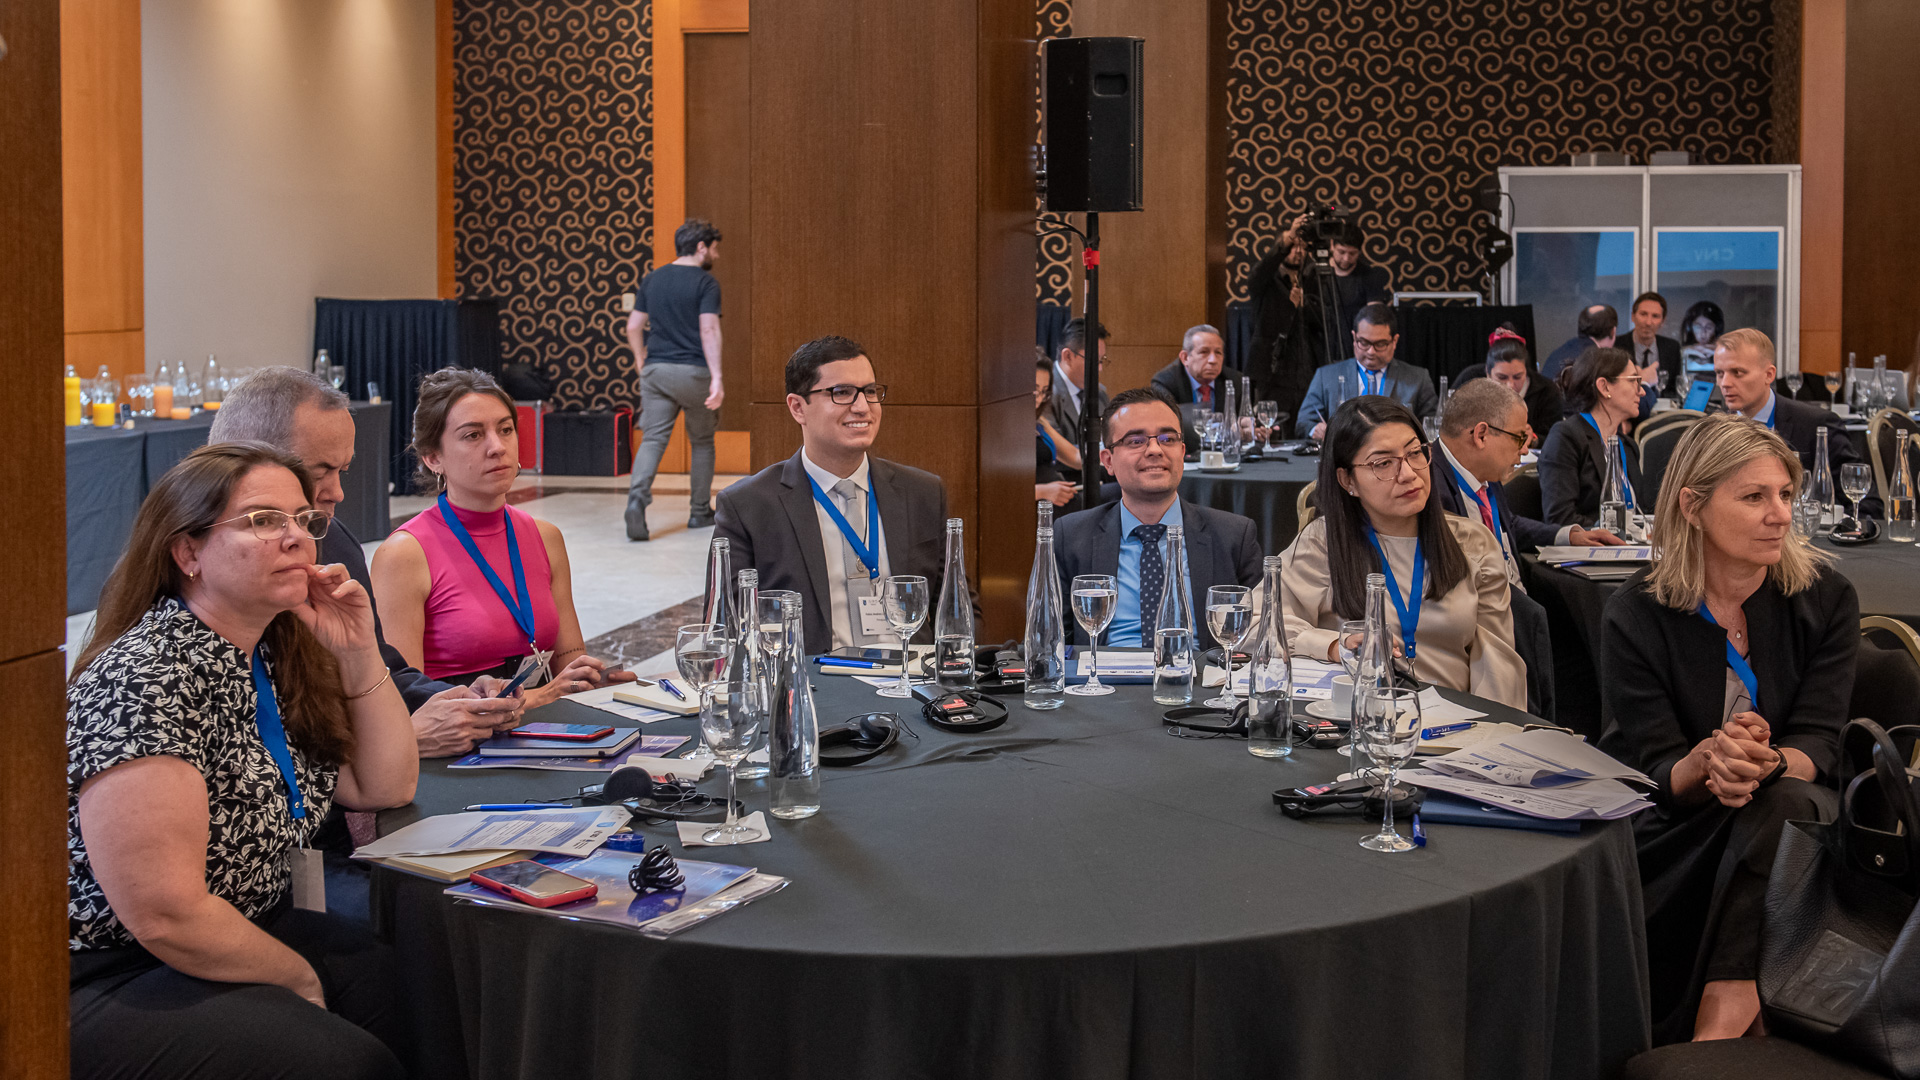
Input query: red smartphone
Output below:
<box><xmin>511</xmin><ymin>723</ymin><xmax>616</xmax><ymax>741</ymax></box>
<box><xmin>469</xmin><ymin>860</ymin><xmax>599</xmax><ymax>907</ymax></box>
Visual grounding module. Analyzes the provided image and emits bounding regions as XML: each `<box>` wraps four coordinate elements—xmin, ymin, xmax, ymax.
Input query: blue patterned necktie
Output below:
<box><xmin>1134</xmin><ymin>523</ymin><xmax>1167</xmax><ymax>646</ymax></box>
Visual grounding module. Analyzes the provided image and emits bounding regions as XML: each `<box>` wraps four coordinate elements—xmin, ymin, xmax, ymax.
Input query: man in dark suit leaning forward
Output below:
<box><xmin>715</xmin><ymin>335</ymin><xmax>964</xmax><ymax>654</ymax></box>
<box><xmin>1054</xmin><ymin>387</ymin><xmax>1263</xmax><ymax>651</ymax></box>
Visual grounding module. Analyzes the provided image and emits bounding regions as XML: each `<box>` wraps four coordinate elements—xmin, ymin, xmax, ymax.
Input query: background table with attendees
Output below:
<box><xmin>1176</xmin><ymin>453</ymin><xmax>1320</xmax><ymax>552</ymax></box>
<box><xmin>369</xmin><ymin>677</ymin><xmax>1650</xmax><ymax>1080</ymax></box>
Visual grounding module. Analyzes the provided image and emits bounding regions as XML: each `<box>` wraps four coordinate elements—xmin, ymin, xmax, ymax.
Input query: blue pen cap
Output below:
<box><xmin>603</xmin><ymin>831</ymin><xmax>648</xmax><ymax>853</ymax></box>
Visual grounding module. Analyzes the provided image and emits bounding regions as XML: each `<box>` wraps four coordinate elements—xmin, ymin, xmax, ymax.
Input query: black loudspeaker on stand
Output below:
<box><xmin>1042</xmin><ymin>35</ymin><xmax>1143</xmax><ymax>510</ymax></box>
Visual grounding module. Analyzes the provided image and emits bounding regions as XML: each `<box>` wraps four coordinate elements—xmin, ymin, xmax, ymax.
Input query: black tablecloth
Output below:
<box><xmin>371</xmin><ymin>678</ymin><xmax>1650</xmax><ymax>1080</ymax></box>
<box><xmin>64</xmin><ymin>403</ymin><xmax>391</xmax><ymax>615</ymax></box>
<box><xmin>1525</xmin><ymin>537</ymin><xmax>1920</xmax><ymax>738</ymax></box>
<box><xmin>315</xmin><ymin>298</ymin><xmax>501</xmax><ymax>496</ymax></box>
<box><xmin>1179</xmin><ymin>454</ymin><xmax>1322</xmax><ymax>552</ymax></box>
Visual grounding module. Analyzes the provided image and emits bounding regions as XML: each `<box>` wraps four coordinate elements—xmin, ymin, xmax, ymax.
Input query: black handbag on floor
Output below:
<box><xmin>1759</xmin><ymin>718</ymin><xmax>1920</xmax><ymax>1078</ymax></box>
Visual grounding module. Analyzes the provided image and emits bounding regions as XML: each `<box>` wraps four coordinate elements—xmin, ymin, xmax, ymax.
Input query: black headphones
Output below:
<box><xmin>588</xmin><ymin>767</ymin><xmax>743</xmax><ymax>822</ymax></box>
<box><xmin>1273</xmin><ymin>776</ymin><xmax>1424</xmax><ymax>819</ymax></box>
<box><xmin>818</xmin><ymin>711</ymin><xmax>910</xmax><ymax>766</ymax></box>
<box><xmin>1162</xmin><ymin>702</ymin><xmax>1249</xmax><ymax>738</ymax></box>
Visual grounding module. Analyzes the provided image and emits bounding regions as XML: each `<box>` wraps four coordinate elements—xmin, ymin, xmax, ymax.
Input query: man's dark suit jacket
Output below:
<box><xmin>1430</xmin><ymin>452</ymin><xmax>1561</xmax><ymax>553</ymax></box>
<box><xmin>1621</xmin><ymin>334</ymin><xmax>1683</xmax><ymax>391</ymax></box>
<box><xmin>322</xmin><ymin>520</ymin><xmax>451</xmax><ymax>712</ymax></box>
<box><xmin>1772</xmin><ymin>396</ymin><xmax>1880</xmax><ymax>518</ymax></box>
<box><xmin>1292</xmin><ymin>358</ymin><xmax>1437</xmax><ymax>437</ymax></box>
<box><xmin>1149</xmin><ymin>361</ymin><xmax>1249</xmax><ymax>408</ymax></box>
<box><xmin>1538</xmin><ymin>415</ymin><xmax>1647</xmax><ymax>528</ymax></box>
<box><xmin>1052</xmin><ymin>497</ymin><xmax>1263</xmax><ymax>649</ymax></box>
<box><xmin>1541</xmin><ymin>335</ymin><xmax>1611</xmax><ymax>380</ymax></box>
<box><xmin>714</xmin><ymin>450</ymin><xmax>970</xmax><ymax>653</ymax></box>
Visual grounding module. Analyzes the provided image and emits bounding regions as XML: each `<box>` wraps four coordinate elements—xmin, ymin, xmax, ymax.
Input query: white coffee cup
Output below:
<box><xmin>1331</xmin><ymin>674</ymin><xmax>1355</xmax><ymax>713</ymax></box>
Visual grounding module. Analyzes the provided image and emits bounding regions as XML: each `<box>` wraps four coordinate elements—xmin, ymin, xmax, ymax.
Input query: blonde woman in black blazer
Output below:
<box><xmin>1599</xmin><ymin>415</ymin><xmax>1856</xmax><ymax>1044</ymax></box>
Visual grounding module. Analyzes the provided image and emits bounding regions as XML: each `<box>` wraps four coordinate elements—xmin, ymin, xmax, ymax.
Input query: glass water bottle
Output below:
<box><xmin>1023</xmin><ymin>503</ymin><xmax>1066</xmax><ymax>710</ymax></box>
<box><xmin>1221</xmin><ymin>379</ymin><xmax>1242</xmax><ymax>467</ymax></box>
<box><xmin>731</xmin><ymin>569</ymin><xmax>772</xmax><ymax>779</ymax></box>
<box><xmin>1151</xmin><ymin>524</ymin><xmax>1196</xmax><ymax>706</ymax></box>
<box><xmin>933</xmin><ymin>518</ymin><xmax>976</xmax><ymax>690</ymax></box>
<box><xmin>1891</xmin><ymin>430</ymin><xmax>1916</xmax><ymax>544</ymax></box>
<box><xmin>1812</xmin><ymin>426</ymin><xmax>1837</xmax><ymax>536</ymax></box>
<box><xmin>1247</xmin><ymin>555</ymin><xmax>1295</xmax><ymax>758</ymax></box>
<box><xmin>1348</xmin><ymin>573</ymin><xmax>1392</xmax><ymax>774</ymax></box>
<box><xmin>768</xmin><ymin>593</ymin><xmax>821</xmax><ymax>819</ymax></box>
<box><xmin>1598</xmin><ymin>436</ymin><xmax>1628</xmax><ymax>537</ymax></box>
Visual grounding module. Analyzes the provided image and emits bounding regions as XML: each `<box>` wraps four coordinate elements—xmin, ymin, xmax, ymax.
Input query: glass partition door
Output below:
<box><xmin>1512</xmin><ymin>228</ymin><xmax>1638</xmax><ymax>359</ymax></box>
<box><xmin>1652</xmin><ymin>228</ymin><xmax>1783</xmax><ymax>373</ymax></box>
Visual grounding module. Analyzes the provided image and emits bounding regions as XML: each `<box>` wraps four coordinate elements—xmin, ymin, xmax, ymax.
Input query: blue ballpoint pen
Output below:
<box><xmin>1411</xmin><ymin>814</ymin><xmax>1427</xmax><ymax>847</ymax></box>
<box><xmin>462</xmin><ymin>804</ymin><xmax>569</xmax><ymax>812</ymax></box>
<box><xmin>1420</xmin><ymin>721</ymin><xmax>1477</xmax><ymax>740</ymax></box>
<box><xmin>814</xmin><ymin>656</ymin><xmax>878</xmax><ymax>668</ymax></box>
<box><xmin>657</xmin><ymin>677</ymin><xmax>688</xmax><ymax>701</ymax></box>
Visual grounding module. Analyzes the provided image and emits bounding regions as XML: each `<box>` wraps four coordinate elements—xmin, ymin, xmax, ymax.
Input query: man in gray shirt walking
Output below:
<box><xmin>626</xmin><ymin>217</ymin><xmax>725</xmax><ymax>540</ymax></box>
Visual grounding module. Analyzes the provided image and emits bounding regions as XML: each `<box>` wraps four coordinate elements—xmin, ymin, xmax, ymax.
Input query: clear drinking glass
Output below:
<box><xmin>757</xmin><ymin>590</ymin><xmax>799</xmax><ymax>651</ymax></box>
<box><xmin>675</xmin><ymin>622</ymin><xmax>732</xmax><ymax>716</ymax></box>
<box><xmin>1786</xmin><ymin>371</ymin><xmax>1803</xmax><ymax>399</ymax></box>
<box><xmin>1357</xmin><ymin>685</ymin><xmax>1423</xmax><ymax>853</ymax></box>
<box><xmin>1840</xmin><ymin>463</ymin><xmax>1872</xmax><ymax>531</ymax></box>
<box><xmin>1068</xmin><ymin>574</ymin><xmax>1118</xmax><ymax>696</ymax></box>
<box><xmin>1254</xmin><ymin>401</ymin><xmax>1279</xmax><ymax>446</ymax></box>
<box><xmin>125</xmin><ymin>374</ymin><xmax>152</xmax><ymax>416</ymax></box>
<box><xmin>1657</xmin><ymin>369</ymin><xmax>1672</xmax><ymax>399</ymax></box>
<box><xmin>1825</xmin><ymin>372</ymin><xmax>1843</xmax><ymax>405</ymax></box>
<box><xmin>700</xmin><ymin>686</ymin><xmax>764</xmax><ymax>844</ymax></box>
<box><xmin>1203</xmin><ymin>585</ymin><xmax>1254</xmax><ymax>709</ymax></box>
<box><xmin>1336</xmin><ymin>619</ymin><xmax>1366</xmax><ymax>758</ymax></box>
<box><xmin>328</xmin><ymin>363</ymin><xmax>345</xmax><ymax>392</ymax></box>
<box><xmin>877</xmin><ymin>575</ymin><xmax>929</xmax><ymax>699</ymax></box>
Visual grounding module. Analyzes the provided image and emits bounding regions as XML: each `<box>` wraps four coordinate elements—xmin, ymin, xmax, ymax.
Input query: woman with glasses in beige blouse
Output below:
<box><xmin>1279</xmin><ymin>396</ymin><xmax>1528</xmax><ymax>708</ymax></box>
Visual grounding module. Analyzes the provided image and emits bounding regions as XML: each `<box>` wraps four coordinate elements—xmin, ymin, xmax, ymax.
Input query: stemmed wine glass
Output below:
<box><xmin>1203</xmin><ymin>585</ymin><xmax>1254</xmax><ymax>710</ymax></box>
<box><xmin>1657</xmin><ymin>369</ymin><xmax>1672</xmax><ymax>401</ymax></box>
<box><xmin>675</xmin><ymin>623</ymin><xmax>731</xmax><ymax>762</ymax></box>
<box><xmin>1254</xmin><ymin>400</ymin><xmax>1279</xmax><ymax>448</ymax></box>
<box><xmin>327</xmin><ymin>363</ymin><xmax>346</xmax><ymax>392</ymax></box>
<box><xmin>700</xmin><ymin>685</ymin><xmax>764</xmax><ymax>844</ymax></box>
<box><xmin>876</xmin><ymin>575</ymin><xmax>929</xmax><ymax>699</ymax></box>
<box><xmin>1068</xmin><ymin>574</ymin><xmax>1117</xmax><ymax>697</ymax></box>
<box><xmin>1825</xmin><ymin>371</ymin><xmax>1844</xmax><ymax>406</ymax></box>
<box><xmin>1839</xmin><ymin>463</ymin><xmax>1872</xmax><ymax>533</ymax></box>
<box><xmin>1335</xmin><ymin>619</ymin><xmax>1367</xmax><ymax>758</ymax></box>
<box><xmin>1356</xmin><ymin>683</ymin><xmax>1423</xmax><ymax>852</ymax></box>
<box><xmin>1786</xmin><ymin>370</ymin><xmax>1804</xmax><ymax>400</ymax></box>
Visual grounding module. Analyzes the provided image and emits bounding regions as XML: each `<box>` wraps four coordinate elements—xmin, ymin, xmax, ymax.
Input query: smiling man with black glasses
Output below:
<box><xmin>714</xmin><ymin>335</ymin><xmax>974</xmax><ymax>653</ymax></box>
<box><xmin>1052</xmin><ymin>387</ymin><xmax>1262</xmax><ymax>650</ymax></box>
<box><xmin>1432</xmin><ymin>379</ymin><xmax>1622</xmax><ymax>593</ymax></box>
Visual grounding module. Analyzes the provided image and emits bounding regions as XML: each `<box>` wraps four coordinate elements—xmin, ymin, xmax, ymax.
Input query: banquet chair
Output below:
<box><xmin>1866</xmin><ymin>407</ymin><xmax>1920</xmax><ymax>504</ymax></box>
<box><xmin>1620</xmin><ymin>1036</ymin><xmax>1885</xmax><ymax>1080</ymax></box>
<box><xmin>1637</xmin><ymin>412</ymin><xmax>1705</xmax><ymax>506</ymax></box>
<box><xmin>1857</xmin><ymin>616</ymin><xmax>1920</xmax><ymax>737</ymax></box>
<box><xmin>1504</xmin><ymin>471</ymin><xmax>1544</xmax><ymax>522</ymax></box>
<box><xmin>1297</xmin><ymin>480</ymin><xmax>1317</xmax><ymax>529</ymax></box>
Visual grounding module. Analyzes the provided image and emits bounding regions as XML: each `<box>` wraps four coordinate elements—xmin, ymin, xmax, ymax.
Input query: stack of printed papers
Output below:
<box><xmin>353</xmin><ymin>806</ymin><xmax>630</xmax><ymax>860</ymax></box>
<box><xmin>1401</xmin><ymin>729</ymin><xmax>1654</xmax><ymax>822</ymax></box>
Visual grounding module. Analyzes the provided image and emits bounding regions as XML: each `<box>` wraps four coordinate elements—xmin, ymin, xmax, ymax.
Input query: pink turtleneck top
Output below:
<box><xmin>394</xmin><ymin>500</ymin><xmax>560</xmax><ymax>680</ymax></box>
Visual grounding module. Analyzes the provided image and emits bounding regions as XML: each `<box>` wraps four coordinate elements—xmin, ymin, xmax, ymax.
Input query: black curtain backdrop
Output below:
<box><xmin>1399</xmin><ymin>304</ymin><xmax>1538</xmax><ymax>389</ymax></box>
<box><xmin>314</xmin><ymin>298</ymin><xmax>502</xmax><ymax>496</ymax></box>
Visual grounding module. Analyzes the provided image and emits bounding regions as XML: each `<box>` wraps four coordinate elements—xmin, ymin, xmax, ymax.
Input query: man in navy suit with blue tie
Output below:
<box><xmin>1293</xmin><ymin>303</ymin><xmax>1437</xmax><ymax>438</ymax></box>
<box><xmin>1431</xmin><ymin>378</ymin><xmax>1622</xmax><ymax>590</ymax></box>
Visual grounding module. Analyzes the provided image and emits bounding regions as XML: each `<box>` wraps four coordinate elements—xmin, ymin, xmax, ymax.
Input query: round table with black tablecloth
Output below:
<box><xmin>368</xmin><ymin>675</ymin><xmax>1651</xmax><ymax>1080</ymax></box>
<box><xmin>1523</xmin><ymin>536</ymin><xmax>1920</xmax><ymax>739</ymax></box>
<box><xmin>1178</xmin><ymin>453</ymin><xmax>1322</xmax><ymax>552</ymax></box>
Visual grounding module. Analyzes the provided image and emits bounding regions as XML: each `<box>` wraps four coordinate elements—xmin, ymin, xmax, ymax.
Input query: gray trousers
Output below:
<box><xmin>628</xmin><ymin>362</ymin><xmax>720</xmax><ymax>512</ymax></box>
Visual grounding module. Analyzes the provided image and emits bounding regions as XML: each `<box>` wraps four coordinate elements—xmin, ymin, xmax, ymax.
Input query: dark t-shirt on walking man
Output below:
<box><xmin>635</xmin><ymin>263</ymin><xmax>722</xmax><ymax>366</ymax></box>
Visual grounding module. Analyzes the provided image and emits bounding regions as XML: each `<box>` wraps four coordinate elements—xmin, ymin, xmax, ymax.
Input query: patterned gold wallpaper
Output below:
<box><xmin>453</xmin><ymin>0</ymin><xmax>653</xmax><ymax>410</ymax></box>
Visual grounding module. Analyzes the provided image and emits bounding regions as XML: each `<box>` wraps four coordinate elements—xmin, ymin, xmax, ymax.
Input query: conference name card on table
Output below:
<box><xmin>353</xmin><ymin>806</ymin><xmax>630</xmax><ymax>860</ymax></box>
<box><xmin>1202</xmin><ymin>657</ymin><xmax>1343</xmax><ymax>698</ymax></box>
<box><xmin>1536</xmin><ymin>545</ymin><xmax>1653</xmax><ymax>564</ymax></box>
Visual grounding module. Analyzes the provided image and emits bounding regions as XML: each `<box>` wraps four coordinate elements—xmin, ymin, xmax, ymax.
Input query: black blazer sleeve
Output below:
<box><xmin>1537</xmin><ymin>422</ymin><xmax>1591</xmax><ymax>527</ymax></box>
<box><xmin>1294</xmin><ymin>368</ymin><xmax>1331</xmax><ymax>437</ymax></box>
<box><xmin>1229</xmin><ymin>515</ymin><xmax>1264</xmax><ymax>586</ymax></box>
<box><xmin>1598</xmin><ymin>580</ymin><xmax>1699</xmax><ymax>805</ymax></box>
<box><xmin>1770</xmin><ymin>569</ymin><xmax>1860</xmax><ymax>779</ymax></box>
<box><xmin>324</xmin><ymin>526</ymin><xmax>452</xmax><ymax>711</ymax></box>
<box><xmin>1505</xmin><ymin>507</ymin><xmax>1562</xmax><ymax>552</ymax></box>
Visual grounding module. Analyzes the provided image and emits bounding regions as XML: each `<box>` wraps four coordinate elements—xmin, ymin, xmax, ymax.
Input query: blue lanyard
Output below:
<box><xmin>1363</xmin><ymin>527</ymin><xmax>1426</xmax><ymax>660</ymax></box>
<box><xmin>1580</xmin><ymin>412</ymin><xmax>1636</xmax><ymax>509</ymax></box>
<box><xmin>1444</xmin><ymin>457</ymin><xmax>1508</xmax><ymax>563</ymax></box>
<box><xmin>1698</xmin><ymin>605</ymin><xmax>1760</xmax><ymax>713</ymax></box>
<box><xmin>1356</xmin><ymin>361</ymin><xmax>1381</xmax><ymax>396</ymax></box>
<box><xmin>437</xmin><ymin>494</ymin><xmax>536</xmax><ymax>647</ymax></box>
<box><xmin>1037</xmin><ymin>423</ymin><xmax>1057</xmax><ymax>458</ymax></box>
<box><xmin>808</xmin><ymin>475</ymin><xmax>881</xmax><ymax>580</ymax></box>
<box><xmin>249</xmin><ymin>650</ymin><xmax>305</xmax><ymax>820</ymax></box>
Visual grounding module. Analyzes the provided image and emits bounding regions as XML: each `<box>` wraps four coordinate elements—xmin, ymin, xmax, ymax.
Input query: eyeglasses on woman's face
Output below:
<box><xmin>214</xmin><ymin>509</ymin><xmax>331</xmax><ymax>542</ymax></box>
<box><xmin>1355</xmin><ymin>444</ymin><xmax>1431</xmax><ymax>482</ymax></box>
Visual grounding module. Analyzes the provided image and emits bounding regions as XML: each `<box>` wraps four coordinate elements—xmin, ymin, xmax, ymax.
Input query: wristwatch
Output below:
<box><xmin>1758</xmin><ymin>748</ymin><xmax>1789</xmax><ymax>788</ymax></box>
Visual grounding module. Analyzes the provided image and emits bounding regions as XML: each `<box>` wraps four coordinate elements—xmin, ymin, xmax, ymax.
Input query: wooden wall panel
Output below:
<box><xmin>2</xmin><ymin>0</ymin><xmax>74</xmax><ymax>1074</ymax></box>
<box><xmin>750</xmin><ymin>0</ymin><xmax>1033</xmax><ymax>639</ymax></box>
<box><xmin>60</xmin><ymin>0</ymin><xmax>142</xmax><ymax>380</ymax></box>
<box><xmin>436</xmin><ymin>0</ymin><xmax>455</xmax><ymax>298</ymax></box>
<box><xmin>1842</xmin><ymin>0</ymin><xmax>1920</xmax><ymax>370</ymax></box>
<box><xmin>686</xmin><ymin>32</ymin><xmax>753</xmax><ymax>432</ymax></box>
<box><xmin>64</xmin><ymin>328</ymin><xmax>144</xmax><ymax>384</ymax></box>
<box><xmin>1800</xmin><ymin>0</ymin><xmax>1846</xmax><ymax>374</ymax></box>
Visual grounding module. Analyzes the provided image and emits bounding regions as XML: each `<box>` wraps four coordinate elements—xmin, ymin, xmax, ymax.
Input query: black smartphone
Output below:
<box><xmin>826</xmin><ymin>647</ymin><xmax>904</xmax><ymax>663</ymax></box>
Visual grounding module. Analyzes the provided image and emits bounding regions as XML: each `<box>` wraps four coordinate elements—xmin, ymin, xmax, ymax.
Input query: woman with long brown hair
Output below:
<box><xmin>1539</xmin><ymin>345</ymin><xmax>1649</xmax><ymax>527</ymax></box>
<box><xmin>67</xmin><ymin>442</ymin><xmax>417</xmax><ymax>1079</ymax></box>
<box><xmin>1600</xmin><ymin>415</ymin><xmax>1856</xmax><ymax>1043</ymax></box>
<box><xmin>372</xmin><ymin>368</ymin><xmax>632</xmax><ymax>708</ymax></box>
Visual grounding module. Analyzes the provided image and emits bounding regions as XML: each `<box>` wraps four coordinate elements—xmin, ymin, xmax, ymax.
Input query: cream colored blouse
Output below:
<box><xmin>1279</xmin><ymin>513</ymin><xmax>1528</xmax><ymax>709</ymax></box>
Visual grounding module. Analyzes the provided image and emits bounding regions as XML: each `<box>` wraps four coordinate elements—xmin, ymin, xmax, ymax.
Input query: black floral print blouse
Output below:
<box><xmin>67</xmin><ymin>598</ymin><xmax>338</xmax><ymax>951</ymax></box>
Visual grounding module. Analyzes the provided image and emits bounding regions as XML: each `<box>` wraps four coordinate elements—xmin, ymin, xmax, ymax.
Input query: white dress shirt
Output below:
<box><xmin>1436</xmin><ymin>439</ymin><xmax>1572</xmax><ymax>590</ymax></box>
<box><xmin>801</xmin><ymin>448</ymin><xmax>893</xmax><ymax>650</ymax></box>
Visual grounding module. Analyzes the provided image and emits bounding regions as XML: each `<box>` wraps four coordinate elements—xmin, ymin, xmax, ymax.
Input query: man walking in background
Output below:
<box><xmin>626</xmin><ymin>218</ymin><xmax>725</xmax><ymax>541</ymax></box>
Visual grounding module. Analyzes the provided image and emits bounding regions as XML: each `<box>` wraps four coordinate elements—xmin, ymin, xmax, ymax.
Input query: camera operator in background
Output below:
<box><xmin>1247</xmin><ymin>219</ymin><xmax>1314</xmax><ymax>427</ymax></box>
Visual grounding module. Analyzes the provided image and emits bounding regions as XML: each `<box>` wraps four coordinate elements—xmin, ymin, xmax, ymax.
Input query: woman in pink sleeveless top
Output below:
<box><xmin>371</xmin><ymin>369</ymin><xmax>634</xmax><ymax>710</ymax></box>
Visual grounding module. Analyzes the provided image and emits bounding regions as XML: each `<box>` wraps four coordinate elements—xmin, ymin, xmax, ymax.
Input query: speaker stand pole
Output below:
<box><xmin>1079</xmin><ymin>211</ymin><xmax>1104</xmax><ymax>510</ymax></box>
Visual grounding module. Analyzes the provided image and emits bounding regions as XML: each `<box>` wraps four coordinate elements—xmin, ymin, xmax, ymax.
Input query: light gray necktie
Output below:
<box><xmin>833</xmin><ymin>479</ymin><xmax>879</xmax><ymax>645</ymax></box>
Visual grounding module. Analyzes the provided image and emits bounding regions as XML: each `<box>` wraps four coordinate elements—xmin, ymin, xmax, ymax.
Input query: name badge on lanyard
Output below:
<box><xmin>438</xmin><ymin>495</ymin><xmax>550</xmax><ymax>681</ymax></box>
<box><xmin>1363</xmin><ymin>528</ymin><xmax>1426</xmax><ymax>661</ymax></box>
<box><xmin>807</xmin><ymin>476</ymin><xmax>881</xmax><ymax>584</ymax></box>
<box><xmin>252</xmin><ymin>651</ymin><xmax>326</xmax><ymax>911</ymax></box>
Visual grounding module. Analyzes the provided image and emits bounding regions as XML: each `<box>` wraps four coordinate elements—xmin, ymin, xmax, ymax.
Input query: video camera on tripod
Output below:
<box><xmin>1297</xmin><ymin>203</ymin><xmax>1355</xmax><ymax>271</ymax></box>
